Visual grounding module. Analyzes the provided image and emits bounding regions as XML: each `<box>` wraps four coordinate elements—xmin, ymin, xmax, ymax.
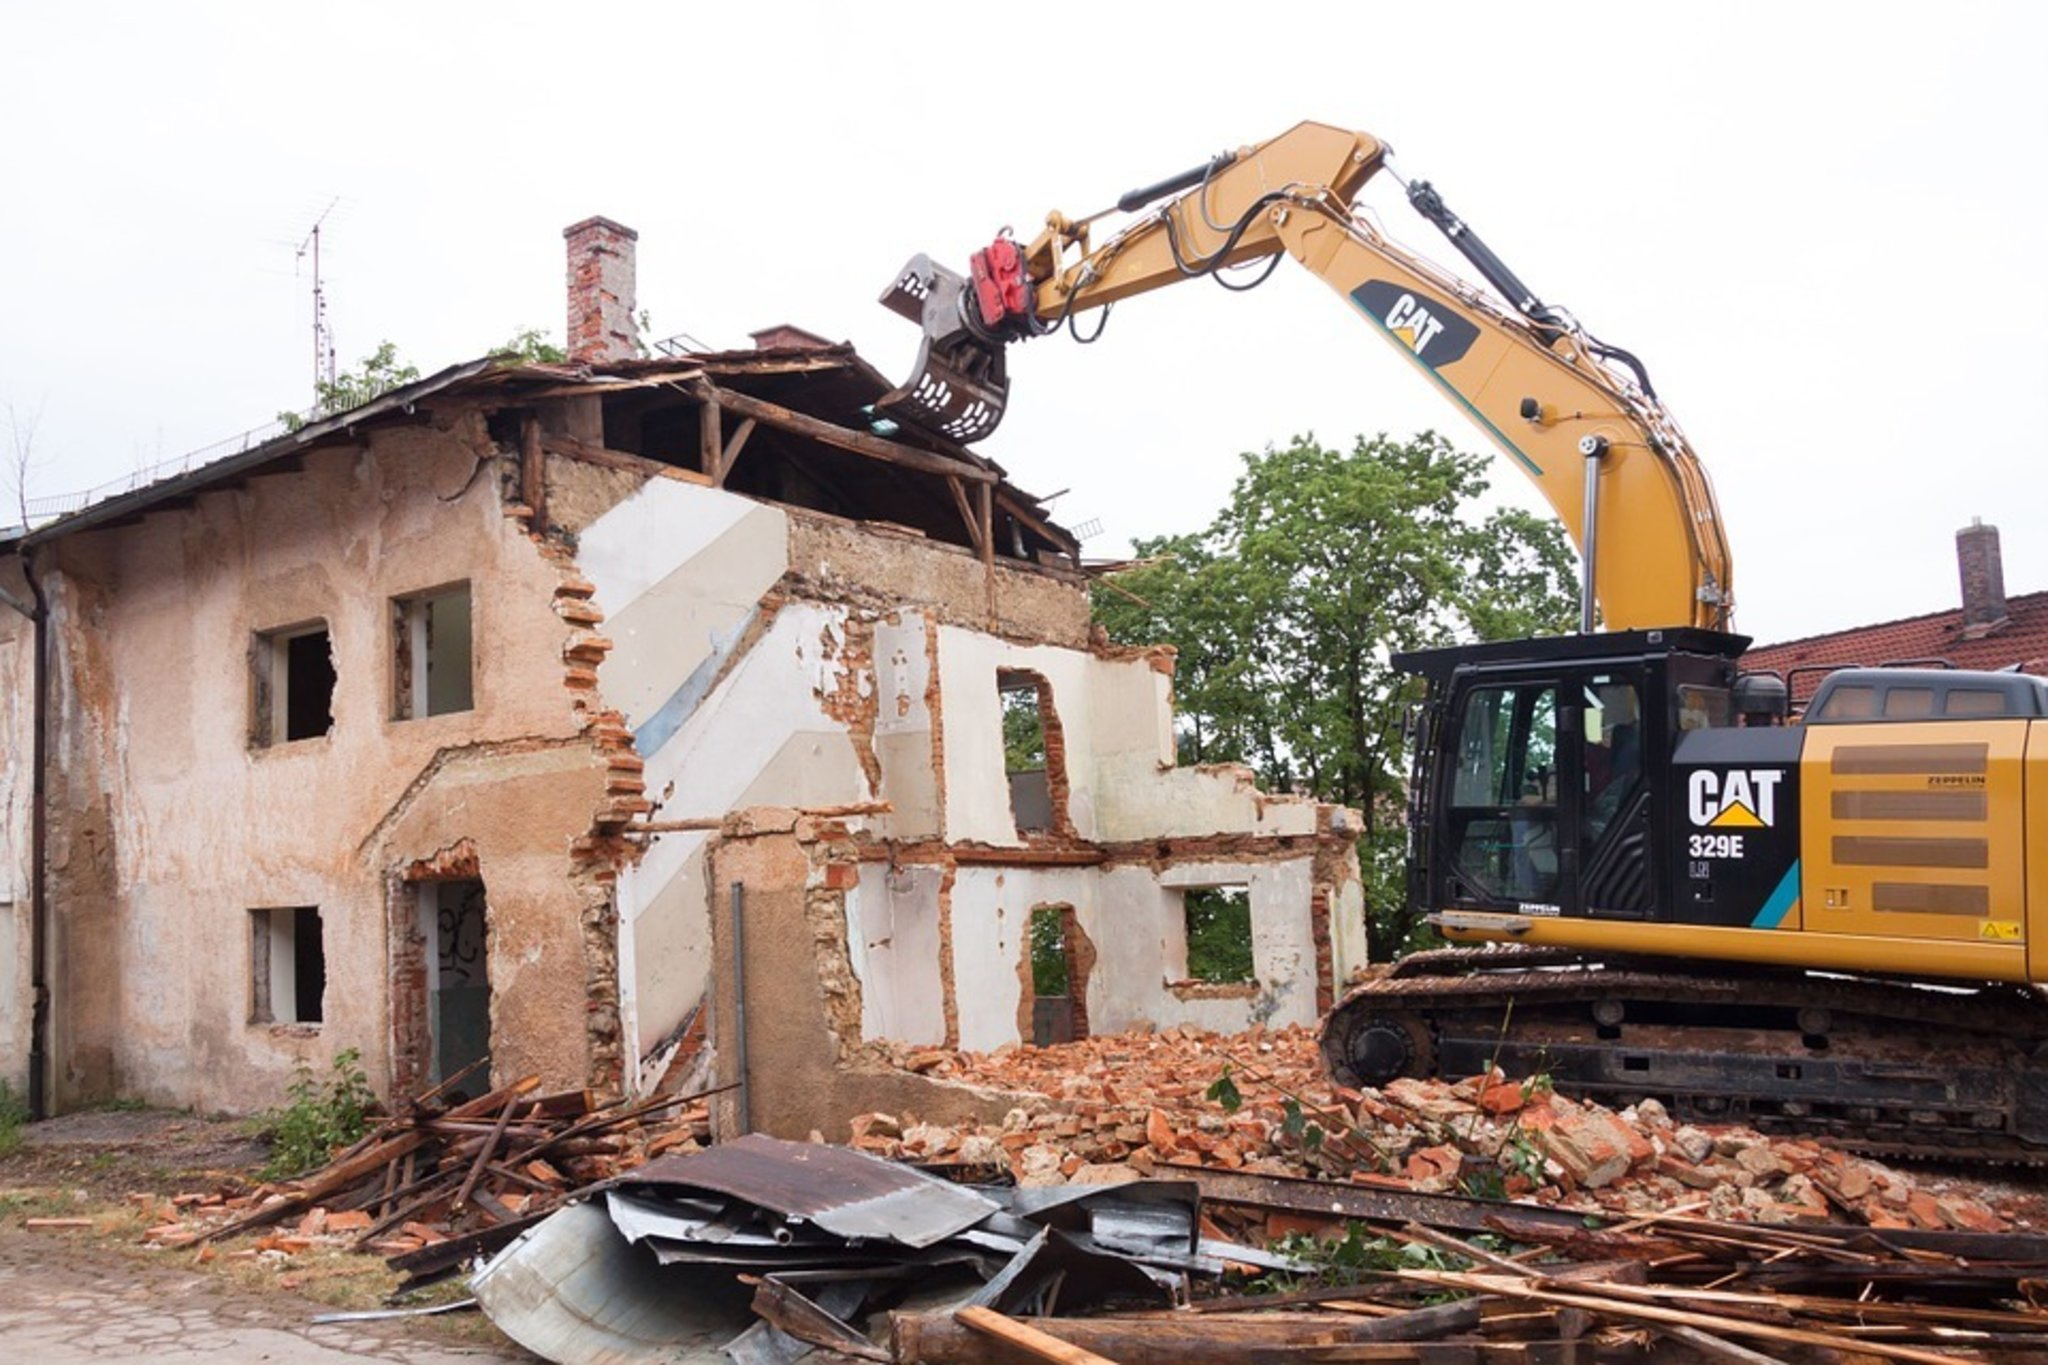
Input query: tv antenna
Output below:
<box><xmin>295</xmin><ymin>199</ymin><xmax>341</xmax><ymax>400</ymax></box>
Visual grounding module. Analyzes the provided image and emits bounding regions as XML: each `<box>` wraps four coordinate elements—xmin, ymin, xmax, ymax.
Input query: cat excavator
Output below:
<box><xmin>875</xmin><ymin>122</ymin><xmax>2048</xmax><ymax>1161</ymax></box>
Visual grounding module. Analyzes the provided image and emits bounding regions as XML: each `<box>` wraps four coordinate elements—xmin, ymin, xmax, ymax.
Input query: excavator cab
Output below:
<box><xmin>1398</xmin><ymin>629</ymin><xmax>1751</xmax><ymax>933</ymax></box>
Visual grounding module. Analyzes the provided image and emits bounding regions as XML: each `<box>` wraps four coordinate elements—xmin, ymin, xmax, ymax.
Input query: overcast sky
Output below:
<box><xmin>2</xmin><ymin>2</ymin><xmax>2040</xmax><ymax>646</ymax></box>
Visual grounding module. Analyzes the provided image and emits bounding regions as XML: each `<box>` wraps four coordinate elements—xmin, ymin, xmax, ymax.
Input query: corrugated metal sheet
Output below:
<box><xmin>471</xmin><ymin>1199</ymin><xmax>753</xmax><ymax>1365</ymax></box>
<box><xmin>621</xmin><ymin>1132</ymin><xmax>998</xmax><ymax>1249</ymax></box>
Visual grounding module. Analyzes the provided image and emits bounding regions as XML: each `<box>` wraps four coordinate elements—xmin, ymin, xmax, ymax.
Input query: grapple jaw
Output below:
<box><xmin>876</xmin><ymin>238</ymin><xmax>1036</xmax><ymax>445</ymax></box>
<box><xmin>876</xmin><ymin>255</ymin><xmax>1010</xmax><ymax>444</ymax></box>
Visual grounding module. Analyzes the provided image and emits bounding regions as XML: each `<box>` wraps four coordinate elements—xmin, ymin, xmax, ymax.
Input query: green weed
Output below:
<box><xmin>255</xmin><ymin>1049</ymin><xmax>376</xmax><ymax>1180</ymax></box>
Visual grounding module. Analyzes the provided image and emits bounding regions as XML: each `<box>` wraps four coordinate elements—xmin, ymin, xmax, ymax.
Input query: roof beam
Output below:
<box><xmin>676</xmin><ymin>379</ymin><xmax>997</xmax><ymax>486</ymax></box>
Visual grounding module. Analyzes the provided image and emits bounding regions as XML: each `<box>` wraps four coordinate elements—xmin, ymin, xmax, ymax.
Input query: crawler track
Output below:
<box><xmin>1320</xmin><ymin>947</ymin><xmax>2048</xmax><ymax>1164</ymax></box>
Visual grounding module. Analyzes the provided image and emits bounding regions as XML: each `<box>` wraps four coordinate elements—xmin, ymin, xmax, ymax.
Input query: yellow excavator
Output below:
<box><xmin>877</xmin><ymin>122</ymin><xmax>2048</xmax><ymax>1161</ymax></box>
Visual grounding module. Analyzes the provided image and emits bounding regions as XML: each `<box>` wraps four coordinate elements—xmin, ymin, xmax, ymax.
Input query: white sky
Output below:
<box><xmin>2</xmin><ymin>1</ymin><xmax>2040</xmax><ymax>646</ymax></box>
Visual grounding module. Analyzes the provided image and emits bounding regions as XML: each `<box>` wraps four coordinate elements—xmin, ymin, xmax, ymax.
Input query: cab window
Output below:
<box><xmin>1448</xmin><ymin>684</ymin><xmax>1558</xmax><ymax>902</ymax></box>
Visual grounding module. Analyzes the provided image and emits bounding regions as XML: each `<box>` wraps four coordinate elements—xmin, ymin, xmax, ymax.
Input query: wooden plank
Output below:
<box><xmin>520</xmin><ymin>416</ymin><xmax>547</xmax><ymax>534</ymax></box>
<box><xmin>947</xmin><ymin>476</ymin><xmax>982</xmax><ymax>554</ymax></box>
<box><xmin>955</xmin><ymin>1307</ymin><xmax>1121</xmax><ymax>1365</ymax></box>
<box><xmin>717</xmin><ymin>417</ymin><xmax>757</xmax><ymax>488</ymax></box>
<box><xmin>1401</xmin><ymin>1271</ymin><xmax>1969</xmax><ymax>1365</ymax></box>
<box><xmin>540</xmin><ymin>434</ymin><xmax>713</xmax><ymax>487</ymax></box>
<box><xmin>451</xmin><ymin>1090</ymin><xmax>519</xmax><ymax>1213</ymax></box>
<box><xmin>682</xmin><ymin>378</ymin><xmax>997</xmax><ymax>485</ymax></box>
<box><xmin>996</xmin><ymin>488</ymin><xmax>1080</xmax><ymax>556</ymax></box>
<box><xmin>698</xmin><ymin>397</ymin><xmax>723</xmax><ymax>481</ymax></box>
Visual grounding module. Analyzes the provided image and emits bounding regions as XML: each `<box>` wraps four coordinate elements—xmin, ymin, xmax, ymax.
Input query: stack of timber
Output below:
<box><xmin>158</xmin><ymin>1063</ymin><xmax>715</xmax><ymax>1279</ymax></box>
<box><xmin>893</xmin><ymin>1194</ymin><xmax>2048</xmax><ymax>1363</ymax></box>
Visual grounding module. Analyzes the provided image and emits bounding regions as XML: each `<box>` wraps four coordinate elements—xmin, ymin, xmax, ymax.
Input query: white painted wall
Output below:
<box><xmin>849</xmin><ymin>864</ymin><xmax>947</xmax><ymax>1046</ymax></box>
<box><xmin>938</xmin><ymin>857</ymin><xmax>1329</xmax><ymax>1053</ymax></box>
<box><xmin>936</xmin><ymin>624</ymin><xmax>1320</xmax><ymax>845</ymax></box>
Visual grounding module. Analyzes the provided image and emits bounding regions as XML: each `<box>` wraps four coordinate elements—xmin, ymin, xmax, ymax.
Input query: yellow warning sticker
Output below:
<box><xmin>1979</xmin><ymin>920</ymin><xmax>2022</xmax><ymax>941</ymax></box>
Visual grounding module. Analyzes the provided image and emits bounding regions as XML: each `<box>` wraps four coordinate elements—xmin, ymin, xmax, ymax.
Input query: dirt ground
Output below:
<box><xmin>0</xmin><ymin>1109</ymin><xmax>537</xmax><ymax>1362</ymax></box>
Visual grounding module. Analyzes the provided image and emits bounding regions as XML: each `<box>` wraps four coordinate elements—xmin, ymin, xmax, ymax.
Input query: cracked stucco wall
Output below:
<box><xmin>577</xmin><ymin>478</ymin><xmax>1364</xmax><ymax>1087</ymax></box>
<box><xmin>37</xmin><ymin>421</ymin><xmax>611</xmax><ymax>1113</ymax></box>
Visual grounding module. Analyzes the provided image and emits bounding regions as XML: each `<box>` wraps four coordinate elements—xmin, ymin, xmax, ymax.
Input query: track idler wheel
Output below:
<box><xmin>1322</xmin><ymin>1013</ymin><xmax>1433</xmax><ymax>1090</ymax></box>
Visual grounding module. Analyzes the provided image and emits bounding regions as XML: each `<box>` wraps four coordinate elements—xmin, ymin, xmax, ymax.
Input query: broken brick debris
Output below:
<box><xmin>852</xmin><ymin>1024</ymin><xmax>2013</xmax><ymax>1236</ymax></box>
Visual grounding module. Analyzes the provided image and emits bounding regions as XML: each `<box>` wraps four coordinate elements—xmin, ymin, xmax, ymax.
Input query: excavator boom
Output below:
<box><xmin>876</xmin><ymin>121</ymin><xmax>1733</xmax><ymax>633</ymax></box>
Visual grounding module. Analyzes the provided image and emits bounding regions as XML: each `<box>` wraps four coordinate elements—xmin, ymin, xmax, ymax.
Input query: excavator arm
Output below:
<box><xmin>877</xmin><ymin>121</ymin><xmax>1733</xmax><ymax>633</ymax></box>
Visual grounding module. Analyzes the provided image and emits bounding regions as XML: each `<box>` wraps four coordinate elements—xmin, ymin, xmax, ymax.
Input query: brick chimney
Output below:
<box><xmin>563</xmin><ymin>216</ymin><xmax>639</xmax><ymax>364</ymax></box>
<box><xmin>749</xmin><ymin>324</ymin><xmax>834</xmax><ymax>353</ymax></box>
<box><xmin>1956</xmin><ymin>517</ymin><xmax>2010</xmax><ymax>636</ymax></box>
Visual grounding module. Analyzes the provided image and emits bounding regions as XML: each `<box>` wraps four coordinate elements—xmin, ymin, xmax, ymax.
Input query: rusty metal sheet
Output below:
<box><xmin>621</xmin><ymin>1132</ymin><xmax>999</xmax><ymax>1249</ymax></box>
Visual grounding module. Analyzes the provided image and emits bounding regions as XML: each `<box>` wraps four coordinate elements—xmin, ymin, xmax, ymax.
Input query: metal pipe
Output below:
<box><xmin>728</xmin><ymin>881</ymin><xmax>749</xmax><ymax>1135</ymax></box>
<box><xmin>1579</xmin><ymin>436</ymin><xmax>1608</xmax><ymax>634</ymax></box>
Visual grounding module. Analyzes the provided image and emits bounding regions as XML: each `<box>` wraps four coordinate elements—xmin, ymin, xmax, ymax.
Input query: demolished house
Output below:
<box><xmin>0</xmin><ymin>216</ymin><xmax>1364</xmax><ymax>1128</ymax></box>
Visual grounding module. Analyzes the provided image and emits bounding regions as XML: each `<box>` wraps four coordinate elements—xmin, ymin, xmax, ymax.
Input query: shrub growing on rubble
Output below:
<box><xmin>257</xmin><ymin>1048</ymin><xmax>377</xmax><ymax>1179</ymax></box>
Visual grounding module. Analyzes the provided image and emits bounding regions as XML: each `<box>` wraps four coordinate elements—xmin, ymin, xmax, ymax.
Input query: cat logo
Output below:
<box><xmin>1384</xmin><ymin>294</ymin><xmax>1447</xmax><ymax>356</ymax></box>
<box><xmin>1688</xmin><ymin>769</ymin><xmax>1783</xmax><ymax>828</ymax></box>
<box><xmin>1352</xmin><ymin>282</ymin><xmax>1480</xmax><ymax>369</ymax></box>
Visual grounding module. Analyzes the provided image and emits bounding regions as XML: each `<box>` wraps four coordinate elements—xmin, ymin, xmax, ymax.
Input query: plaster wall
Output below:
<box><xmin>40</xmin><ymin>425</ymin><xmax>604</xmax><ymax>1113</ymax></box>
<box><xmin>935</xmin><ymin>627</ymin><xmax>1320</xmax><ymax>846</ymax></box>
<box><xmin>848</xmin><ymin>863</ymin><xmax>947</xmax><ymax>1046</ymax></box>
<box><xmin>943</xmin><ymin>859</ymin><xmax>1325</xmax><ymax>1052</ymax></box>
<box><xmin>0</xmin><ymin>589</ymin><xmax>32</xmax><ymax>1091</ymax></box>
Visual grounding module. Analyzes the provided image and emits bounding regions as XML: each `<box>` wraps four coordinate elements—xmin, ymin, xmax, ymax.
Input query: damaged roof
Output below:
<box><xmin>9</xmin><ymin>343</ymin><xmax>1077</xmax><ymax>564</ymax></box>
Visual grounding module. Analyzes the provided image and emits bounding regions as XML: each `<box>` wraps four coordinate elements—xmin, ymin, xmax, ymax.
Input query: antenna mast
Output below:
<box><xmin>295</xmin><ymin>199</ymin><xmax>340</xmax><ymax>402</ymax></box>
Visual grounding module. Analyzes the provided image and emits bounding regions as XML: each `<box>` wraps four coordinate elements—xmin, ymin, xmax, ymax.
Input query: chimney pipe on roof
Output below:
<box><xmin>1957</xmin><ymin>517</ymin><xmax>2010</xmax><ymax>636</ymax></box>
<box><xmin>563</xmin><ymin>216</ymin><xmax>639</xmax><ymax>365</ymax></box>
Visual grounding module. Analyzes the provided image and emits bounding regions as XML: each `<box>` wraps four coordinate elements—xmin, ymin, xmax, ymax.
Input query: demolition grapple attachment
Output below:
<box><xmin>875</xmin><ymin>236</ymin><xmax>1036</xmax><ymax>444</ymax></box>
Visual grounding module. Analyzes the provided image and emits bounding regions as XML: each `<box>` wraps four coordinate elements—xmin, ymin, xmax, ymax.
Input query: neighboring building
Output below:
<box><xmin>1744</xmin><ymin>520</ymin><xmax>2047</xmax><ymax>708</ymax></box>
<box><xmin>0</xmin><ymin>218</ymin><xmax>1364</xmax><ymax>1131</ymax></box>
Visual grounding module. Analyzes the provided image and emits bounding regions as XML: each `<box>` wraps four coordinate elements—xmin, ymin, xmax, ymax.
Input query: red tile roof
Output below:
<box><xmin>1742</xmin><ymin>589</ymin><xmax>2048</xmax><ymax>704</ymax></box>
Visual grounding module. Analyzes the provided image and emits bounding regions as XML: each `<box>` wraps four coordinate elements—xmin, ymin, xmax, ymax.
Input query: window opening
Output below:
<box><xmin>253</xmin><ymin>622</ymin><xmax>335</xmax><ymax>746</ymax></box>
<box><xmin>999</xmin><ymin>670</ymin><xmax>1053</xmax><ymax>833</ymax></box>
<box><xmin>250</xmin><ymin>907</ymin><xmax>325</xmax><ymax>1025</ymax></box>
<box><xmin>393</xmin><ymin>584</ymin><xmax>474</xmax><ymax>719</ymax></box>
<box><xmin>1182</xmin><ymin>886</ymin><xmax>1254</xmax><ymax>984</ymax></box>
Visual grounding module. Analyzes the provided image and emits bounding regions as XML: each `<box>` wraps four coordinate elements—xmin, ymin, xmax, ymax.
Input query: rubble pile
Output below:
<box><xmin>857</xmin><ymin>1025</ymin><xmax>2011</xmax><ymax>1233</ymax></box>
<box><xmin>470</xmin><ymin>1129</ymin><xmax>2048</xmax><ymax>1363</ymax></box>
<box><xmin>142</xmin><ymin>1072</ymin><xmax>713</xmax><ymax>1274</ymax></box>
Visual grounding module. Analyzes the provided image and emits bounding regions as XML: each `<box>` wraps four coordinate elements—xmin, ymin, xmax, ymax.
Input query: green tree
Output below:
<box><xmin>1091</xmin><ymin>432</ymin><xmax>1578</xmax><ymax>959</ymax></box>
<box><xmin>495</xmin><ymin>326</ymin><xmax>569</xmax><ymax>365</ymax></box>
<box><xmin>280</xmin><ymin>342</ymin><xmax>421</xmax><ymax>431</ymax></box>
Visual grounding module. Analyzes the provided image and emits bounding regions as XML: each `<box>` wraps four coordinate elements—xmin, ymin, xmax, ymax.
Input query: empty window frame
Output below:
<box><xmin>393</xmin><ymin>584</ymin><xmax>474</xmax><ymax>719</ymax></box>
<box><xmin>252</xmin><ymin>621</ymin><xmax>336</xmax><ymax>746</ymax></box>
<box><xmin>1182</xmin><ymin>886</ymin><xmax>1254</xmax><ymax>984</ymax></box>
<box><xmin>999</xmin><ymin>670</ymin><xmax>1053</xmax><ymax>832</ymax></box>
<box><xmin>250</xmin><ymin>906</ymin><xmax>325</xmax><ymax>1025</ymax></box>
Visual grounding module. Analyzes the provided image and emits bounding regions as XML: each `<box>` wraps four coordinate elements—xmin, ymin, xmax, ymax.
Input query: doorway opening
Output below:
<box><xmin>394</xmin><ymin>874</ymin><xmax>492</xmax><ymax>1100</ymax></box>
